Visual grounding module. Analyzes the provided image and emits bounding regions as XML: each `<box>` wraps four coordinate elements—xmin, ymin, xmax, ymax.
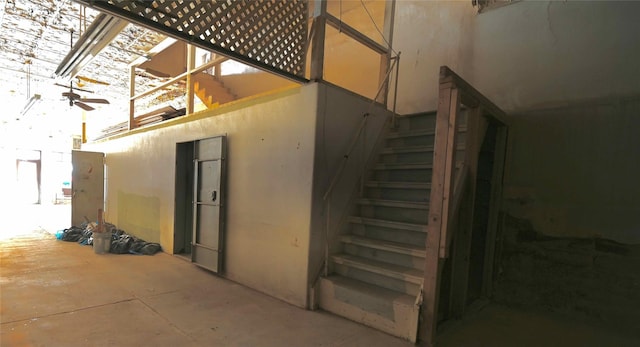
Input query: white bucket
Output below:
<box><xmin>93</xmin><ymin>231</ymin><xmax>112</xmax><ymax>254</ymax></box>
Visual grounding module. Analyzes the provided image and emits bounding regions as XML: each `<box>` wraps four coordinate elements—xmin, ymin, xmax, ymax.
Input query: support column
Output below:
<box><xmin>309</xmin><ymin>0</ymin><xmax>327</xmax><ymax>81</ymax></box>
<box><xmin>186</xmin><ymin>44</ymin><xmax>196</xmax><ymax>115</ymax></box>
<box><xmin>378</xmin><ymin>0</ymin><xmax>396</xmax><ymax>105</ymax></box>
<box><xmin>128</xmin><ymin>65</ymin><xmax>136</xmax><ymax>130</ymax></box>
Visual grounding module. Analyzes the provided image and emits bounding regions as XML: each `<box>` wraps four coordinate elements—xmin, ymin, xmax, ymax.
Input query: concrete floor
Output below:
<box><xmin>2</xmin><ymin>204</ymin><xmax>639</xmax><ymax>346</ymax></box>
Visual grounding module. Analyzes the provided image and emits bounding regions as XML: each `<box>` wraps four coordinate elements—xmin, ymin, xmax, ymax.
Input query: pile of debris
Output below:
<box><xmin>56</xmin><ymin>222</ymin><xmax>161</xmax><ymax>255</ymax></box>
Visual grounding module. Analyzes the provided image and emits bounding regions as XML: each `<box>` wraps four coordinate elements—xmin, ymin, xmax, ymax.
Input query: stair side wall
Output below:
<box><xmin>307</xmin><ymin>84</ymin><xmax>394</xmax><ymax>305</ymax></box>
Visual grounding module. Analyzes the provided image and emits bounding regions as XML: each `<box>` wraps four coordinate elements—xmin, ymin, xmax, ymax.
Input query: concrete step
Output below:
<box><xmin>348</xmin><ymin>216</ymin><xmax>428</xmax><ymax>233</ymax></box>
<box><xmin>394</xmin><ymin>112</ymin><xmax>436</xmax><ymax>133</ymax></box>
<box><xmin>341</xmin><ymin>234</ymin><xmax>426</xmax><ymax>258</ymax></box>
<box><xmin>319</xmin><ymin>275</ymin><xmax>419</xmax><ymax>342</ymax></box>
<box><xmin>387</xmin><ymin>126</ymin><xmax>467</xmax><ymax>148</ymax></box>
<box><xmin>363</xmin><ymin>181</ymin><xmax>430</xmax><ymax>202</ymax></box>
<box><xmin>357</xmin><ymin>199</ymin><xmax>429</xmax><ymax>224</ymax></box>
<box><xmin>357</xmin><ymin>198</ymin><xmax>429</xmax><ymax>210</ymax></box>
<box><xmin>332</xmin><ymin>254</ymin><xmax>423</xmax><ymax>296</ymax></box>
<box><xmin>350</xmin><ymin>220</ymin><xmax>427</xmax><ymax>247</ymax></box>
<box><xmin>341</xmin><ymin>235</ymin><xmax>426</xmax><ymax>270</ymax></box>
<box><xmin>379</xmin><ymin>145</ymin><xmax>465</xmax><ymax>165</ymax></box>
<box><xmin>364</xmin><ymin>181</ymin><xmax>431</xmax><ymax>190</ymax></box>
<box><xmin>372</xmin><ymin>162</ymin><xmax>433</xmax><ymax>182</ymax></box>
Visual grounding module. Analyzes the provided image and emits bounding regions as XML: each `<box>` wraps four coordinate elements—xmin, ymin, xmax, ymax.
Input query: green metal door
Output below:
<box><xmin>192</xmin><ymin>136</ymin><xmax>226</xmax><ymax>273</ymax></box>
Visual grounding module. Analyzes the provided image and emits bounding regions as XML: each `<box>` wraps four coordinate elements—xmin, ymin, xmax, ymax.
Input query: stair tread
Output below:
<box><xmin>332</xmin><ymin>254</ymin><xmax>423</xmax><ymax>284</ymax></box>
<box><xmin>341</xmin><ymin>234</ymin><xmax>426</xmax><ymax>257</ymax></box>
<box><xmin>396</xmin><ymin>111</ymin><xmax>437</xmax><ymax>118</ymax></box>
<box><xmin>387</xmin><ymin>125</ymin><xmax>467</xmax><ymax>139</ymax></box>
<box><xmin>380</xmin><ymin>144</ymin><xmax>466</xmax><ymax>154</ymax></box>
<box><xmin>365</xmin><ymin>181</ymin><xmax>431</xmax><ymax>189</ymax></box>
<box><xmin>349</xmin><ymin>216</ymin><xmax>428</xmax><ymax>232</ymax></box>
<box><xmin>374</xmin><ymin>162</ymin><xmax>433</xmax><ymax>170</ymax></box>
<box><xmin>322</xmin><ymin>275</ymin><xmax>416</xmax><ymax>306</ymax></box>
<box><xmin>387</xmin><ymin>129</ymin><xmax>435</xmax><ymax>139</ymax></box>
<box><xmin>357</xmin><ymin>198</ymin><xmax>428</xmax><ymax>210</ymax></box>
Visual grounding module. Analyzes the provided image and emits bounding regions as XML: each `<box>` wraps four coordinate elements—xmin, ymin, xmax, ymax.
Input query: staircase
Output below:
<box><xmin>319</xmin><ymin>111</ymin><xmax>466</xmax><ymax>342</ymax></box>
<box><xmin>193</xmin><ymin>73</ymin><xmax>237</xmax><ymax>109</ymax></box>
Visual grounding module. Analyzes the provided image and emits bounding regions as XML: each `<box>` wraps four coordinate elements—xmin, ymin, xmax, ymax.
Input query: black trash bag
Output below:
<box><xmin>110</xmin><ymin>235</ymin><xmax>134</xmax><ymax>254</ymax></box>
<box><xmin>140</xmin><ymin>243</ymin><xmax>162</xmax><ymax>255</ymax></box>
<box><xmin>59</xmin><ymin>226</ymin><xmax>85</xmax><ymax>242</ymax></box>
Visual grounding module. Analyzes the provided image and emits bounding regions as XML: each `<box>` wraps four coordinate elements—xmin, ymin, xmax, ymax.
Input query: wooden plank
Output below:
<box><xmin>128</xmin><ymin>65</ymin><xmax>136</xmax><ymax>130</ymax></box>
<box><xmin>440</xmin><ymin>66</ymin><xmax>508</xmax><ymax>125</ymax></box>
<box><xmin>186</xmin><ymin>44</ymin><xmax>195</xmax><ymax>116</ymax></box>
<box><xmin>379</xmin><ymin>0</ymin><xmax>396</xmax><ymax>107</ymax></box>
<box><xmin>310</xmin><ymin>0</ymin><xmax>327</xmax><ymax>81</ymax></box>
<box><xmin>325</xmin><ymin>13</ymin><xmax>388</xmax><ymax>55</ymax></box>
<box><xmin>421</xmin><ymin>86</ymin><xmax>458</xmax><ymax>346</ymax></box>
<box><xmin>449</xmin><ymin>107</ymin><xmax>487</xmax><ymax>318</ymax></box>
<box><xmin>378</xmin><ymin>54</ymin><xmax>389</xmax><ymax>105</ymax></box>
<box><xmin>482</xmin><ymin>124</ymin><xmax>508</xmax><ymax>297</ymax></box>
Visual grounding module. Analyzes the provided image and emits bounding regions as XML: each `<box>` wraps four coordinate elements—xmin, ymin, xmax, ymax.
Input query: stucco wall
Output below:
<box><xmin>471</xmin><ymin>0</ymin><xmax>640</xmax><ymax>112</ymax></box>
<box><xmin>392</xmin><ymin>0</ymin><xmax>476</xmax><ymax>114</ymax></box>
<box><xmin>85</xmin><ymin>85</ymin><xmax>319</xmax><ymax>307</ymax></box>
<box><xmin>392</xmin><ymin>1</ymin><xmax>640</xmax><ymax>113</ymax></box>
<box><xmin>504</xmin><ymin>97</ymin><xmax>640</xmax><ymax>244</ymax></box>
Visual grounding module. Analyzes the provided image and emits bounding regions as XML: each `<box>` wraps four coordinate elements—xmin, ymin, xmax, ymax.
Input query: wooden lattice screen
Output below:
<box><xmin>77</xmin><ymin>0</ymin><xmax>308</xmax><ymax>81</ymax></box>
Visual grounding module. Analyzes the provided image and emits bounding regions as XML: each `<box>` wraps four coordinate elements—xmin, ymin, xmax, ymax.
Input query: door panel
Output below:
<box><xmin>71</xmin><ymin>150</ymin><xmax>105</xmax><ymax>227</ymax></box>
<box><xmin>196</xmin><ymin>205</ymin><xmax>220</xmax><ymax>248</ymax></box>
<box><xmin>192</xmin><ymin>136</ymin><xmax>225</xmax><ymax>273</ymax></box>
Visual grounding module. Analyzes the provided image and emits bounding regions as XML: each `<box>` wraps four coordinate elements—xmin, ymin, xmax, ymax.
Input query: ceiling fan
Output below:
<box><xmin>59</xmin><ymin>29</ymin><xmax>110</xmax><ymax>111</ymax></box>
<box><xmin>62</xmin><ymin>85</ymin><xmax>109</xmax><ymax>111</ymax></box>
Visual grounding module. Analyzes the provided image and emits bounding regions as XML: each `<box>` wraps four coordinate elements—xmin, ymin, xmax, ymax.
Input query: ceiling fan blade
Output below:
<box><xmin>74</xmin><ymin>102</ymin><xmax>95</xmax><ymax>111</ymax></box>
<box><xmin>55</xmin><ymin>83</ymin><xmax>94</xmax><ymax>93</ymax></box>
<box><xmin>62</xmin><ymin>91</ymin><xmax>81</xmax><ymax>100</ymax></box>
<box><xmin>79</xmin><ymin>98</ymin><xmax>110</xmax><ymax>104</ymax></box>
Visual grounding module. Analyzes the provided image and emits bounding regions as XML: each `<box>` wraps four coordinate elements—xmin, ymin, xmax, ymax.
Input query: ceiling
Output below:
<box><xmin>0</xmin><ymin>0</ymin><xmax>166</xmax><ymax>146</ymax></box>
<box><xmin>0</xmin><ymin>0</ymin><xmax>387</xmax><ymax>149</ymax></box>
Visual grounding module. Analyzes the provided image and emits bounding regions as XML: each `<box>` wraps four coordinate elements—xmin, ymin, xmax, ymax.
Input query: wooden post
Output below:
<box><xmin>186</xmin><ymin>44</ymin><xmax>196</xmax><ymax>116</ymax></box>
<box><xmin>97</xmin><ymin>208</ymin><xmax>103</xmax><ymax>233</ymax></box>
<box><xmin>128</xmin><ymin>65</ymin><xmax>136</xmax><ymax>130</ymax></box>
<box><xmin>377</xmin><ymin>0</ymin><xmax>396</xmax><ymax>105</ymax></box>
<box><xmin>309</xmin><ymin>0</ymin><xmax>326</xmax><ymax>81</ymax></box>
<box><xmin>421</xmin><ymin>83</ymin><xmax>460</xmax><ymax>346</ymax></box>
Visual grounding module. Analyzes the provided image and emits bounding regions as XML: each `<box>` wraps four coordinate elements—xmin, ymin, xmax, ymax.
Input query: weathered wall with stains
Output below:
<box><xmin>475</xmin><ymin>1</ymin><xmax>640</xmax><ymax>324</ymax></box>
<box><xmin>496</xmin><ymin>97</ymin><xmax>640</xmax><ymax>328</ymax></box>
<box><xmin>391</xmin><ymin>0</ymin><xmax>640</xmax><ymax>326</ymax></box>
<box><xmin>503</xmin><ymin>98</ymin><xmax>640</xmax><ymax>244</ymax></box>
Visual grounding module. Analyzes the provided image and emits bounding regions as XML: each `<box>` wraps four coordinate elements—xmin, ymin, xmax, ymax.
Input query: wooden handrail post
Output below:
<box><xmin>421</xmin><ymin>84</ymin><xmax>460</xmax><ymax>345</ymax></box>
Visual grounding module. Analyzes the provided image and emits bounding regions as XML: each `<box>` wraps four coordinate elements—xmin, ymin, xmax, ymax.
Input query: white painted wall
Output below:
<box><xmin>392</xmin><ymin>1</ymin><xmax>640</xmax><ymax>114</ymax></box>
<box><xmin>471</xmin><ymin>0</ymin><xmax>640</xmax><ymax>111</ymax></box>
<box><xmin>86</xmin><ymin>85</ymin><xmax>319</xmax><ymax>307</ymax></box>
<box><xmin>392</xmin><ymin>1</ymin><xmax>476</xmax><ymax>114</ymax></box>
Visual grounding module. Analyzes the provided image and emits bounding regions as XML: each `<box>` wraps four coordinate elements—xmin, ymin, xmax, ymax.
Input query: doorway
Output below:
<box><xmin>15</xmin><ymin>149</ymin><xmax>41</xmax><ymax>204</ymax></box>
<box><xmin>173</xmin><ymin>136</ymin><xmax>226</xmax><ymax>274</ymax></box>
